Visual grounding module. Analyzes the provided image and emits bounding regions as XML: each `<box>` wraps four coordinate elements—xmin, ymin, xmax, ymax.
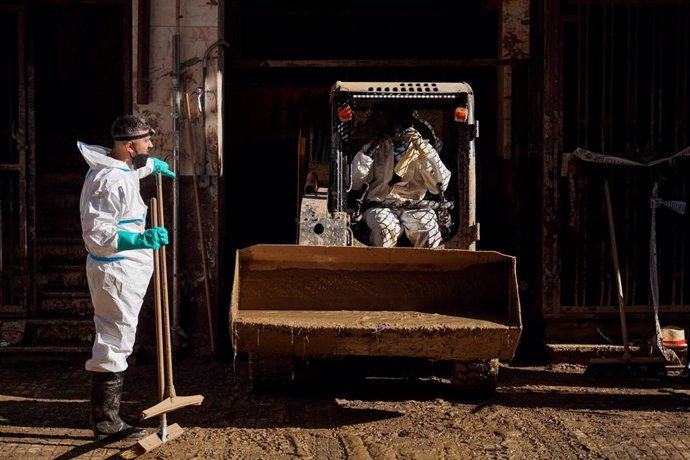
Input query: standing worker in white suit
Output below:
<box><xmin>78</xmin><ymin>115</ymin><xmax>175</xmax><ymax>440</ymax></box>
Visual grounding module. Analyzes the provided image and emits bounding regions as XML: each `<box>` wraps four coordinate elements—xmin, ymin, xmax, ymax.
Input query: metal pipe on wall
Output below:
<box><xmin>171</xmin><ymin>0</ymin><xmax>181</xmax><ymax>351</ymax></box>
<box><xmin>201</xmin><ymin>39</ymin><xmax>228</xmax><ymax>177</ymax></box>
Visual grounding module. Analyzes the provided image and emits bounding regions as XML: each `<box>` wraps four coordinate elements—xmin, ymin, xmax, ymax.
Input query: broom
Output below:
<box><xmin>586</xmin><ymin>181</ymin><xmax>667</xmax><ymax>378</ymax></box>
<box><xmin>134</xmin><ymin>177</ymin><xmax>204</xmax><ymax>453</ymax></box>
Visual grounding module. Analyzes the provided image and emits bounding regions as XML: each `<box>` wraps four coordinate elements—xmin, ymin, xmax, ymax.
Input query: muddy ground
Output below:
<box><xmin>1</xmin><ymin>355</ymin><xmax>690</xmax><ymax>459</ymax></box>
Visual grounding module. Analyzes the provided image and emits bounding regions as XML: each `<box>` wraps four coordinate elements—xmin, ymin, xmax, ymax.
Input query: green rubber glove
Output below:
<box><xmin>117</xmin><ymin>227</ymin><xmax>169</xmax><ymax>251</ymax></box>
<box><xmin>152</xmin><ymin>158</ymin><xmax>176</xmax><ymax>178</ymax></box>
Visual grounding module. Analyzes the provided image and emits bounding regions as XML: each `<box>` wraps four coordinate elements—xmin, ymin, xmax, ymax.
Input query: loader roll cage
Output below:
<box><xmin>329</xmin><ymin>81</ymin><xmax>478</xmax><ymax>248</ymax></box>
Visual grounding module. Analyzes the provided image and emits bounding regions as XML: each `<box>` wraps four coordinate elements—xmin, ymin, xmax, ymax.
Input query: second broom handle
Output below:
<box><xmin>604</xmin><ymin>180</ymin><xmax>630</xmax><ymax>357</ymax></box>
<box><xmin>157</xmin><ymin>174</ymin><xmax>177</xmax><ymax>397</ymax></box>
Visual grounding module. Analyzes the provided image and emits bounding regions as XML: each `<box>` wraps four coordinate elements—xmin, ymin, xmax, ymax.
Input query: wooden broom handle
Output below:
<box><xmin>604</xmin><ymin>180</ymin><xmax>630</xmax><ymax>357</ymax></box>
<box><xmin>151</xmin><ymin>198</ymin><xmax>166</xmax><ymax>424</ymax></box>
<box><xmin>156</xmin><ymin>175</ymin><xmax>177</xmax><ymax>397</ymax></box>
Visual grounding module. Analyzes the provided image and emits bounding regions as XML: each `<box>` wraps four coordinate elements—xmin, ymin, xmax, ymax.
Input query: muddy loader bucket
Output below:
<box><xmin>231</xmin><ymin>244</ymin><xmax>522</xmax><ymax>394</ymax></box>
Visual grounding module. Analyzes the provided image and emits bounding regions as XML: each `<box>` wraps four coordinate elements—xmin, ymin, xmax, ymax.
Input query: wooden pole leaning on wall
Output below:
<box><xmin>184</xmin><ymin>89</ymin><xmax>215</xmax><ymax>355</ymax></box>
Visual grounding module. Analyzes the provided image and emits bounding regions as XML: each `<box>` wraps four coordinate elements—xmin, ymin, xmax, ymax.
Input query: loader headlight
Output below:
<box><xmin>454</xmin><ymin>107</ymin><xmax>469</xmax><ymax>123</ymax></box>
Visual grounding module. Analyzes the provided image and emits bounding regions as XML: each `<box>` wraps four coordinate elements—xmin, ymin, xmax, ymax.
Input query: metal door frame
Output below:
<box><xmin>0</xmin><ymin>4</ymin><xmax>33</xmax><ymax>316</ymax></box>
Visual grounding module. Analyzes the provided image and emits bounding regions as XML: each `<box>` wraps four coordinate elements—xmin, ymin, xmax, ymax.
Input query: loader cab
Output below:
<box><xmin>298</xmin><ymin>81</ymin><xmax>479</xmax><ymax>250</ymax></box>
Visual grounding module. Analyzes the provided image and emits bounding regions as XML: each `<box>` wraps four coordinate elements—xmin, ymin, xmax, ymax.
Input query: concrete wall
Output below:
<box><xmin>132</xmin><ymin>0</ymin><xmax>221</xmax><ymax>176</ymax></box>
<box><xmin>132</xmin><ymin>0</ymin><xmax>221</xmax><ymax>357</ymax></box>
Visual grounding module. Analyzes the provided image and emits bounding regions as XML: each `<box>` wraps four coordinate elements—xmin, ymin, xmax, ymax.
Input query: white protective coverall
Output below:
<box><xmin>78</xmin><ymin>142</ymin><xmax>155</xmax><ymax>373</ymax></box>
<box><xmin>351</xmin><ymin>128</ymin><xmax>451</xmax><ymax>248</ymax></box>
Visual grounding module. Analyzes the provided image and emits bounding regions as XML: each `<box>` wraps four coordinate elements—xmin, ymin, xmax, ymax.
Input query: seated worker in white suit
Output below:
<box><xmin>351</xmin><ymin>111</ymin><xmax>451</xmax><ymax>248</ymax></box>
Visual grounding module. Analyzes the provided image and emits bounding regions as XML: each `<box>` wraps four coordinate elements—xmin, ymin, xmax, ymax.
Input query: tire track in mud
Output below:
<box><xmin>362</xmin><ymin>438</ymin><xmax>397</xmax><ymax>460</ymax></box>
<box><xmin>339</xmin><ymin>433</ymin><xmax>373</xmax><ymax>459</ymax></box>
<box><xmin>315</xmin><ymin>434</ymin><xmax>347</xmax><ymax>460</ymax></box>
<box><xmin>570</xmin><ymin>409</ymin><xmax>690</xmax><ymax>459</ymax></box>
<box><xmin>286</xmin><ymin>431</ymin><xmax>313</xmax><ymax>458</ymax></box>
<box><xmin>473</xmin><ymin>405</ymin><xmax>593</xmax><ymax>459</ymax></box>
<box><xmin>338</xmin><ymin>430</ymin><xmax>470</xmax><ymax>459</ymax></box>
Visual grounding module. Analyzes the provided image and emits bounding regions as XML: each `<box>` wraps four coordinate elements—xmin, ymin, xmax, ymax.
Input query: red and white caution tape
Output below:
<box><xmin>650</xmin><ymin>182</ymin><xmax>686</xmax><ymax>364</ymax></box>
<box><xmin>572</xmin><ymin>146</ymin><xmax>690</xmax><ymax>167</ymax></box>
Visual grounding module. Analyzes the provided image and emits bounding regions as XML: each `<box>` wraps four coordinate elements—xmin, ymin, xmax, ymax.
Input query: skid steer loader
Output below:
<box><xmin>231</xmin><ymin>82</ymin><xmax>521</xmax><ymax>395</ymax></box>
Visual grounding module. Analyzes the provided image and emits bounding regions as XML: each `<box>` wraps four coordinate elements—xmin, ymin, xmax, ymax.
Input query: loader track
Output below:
<box><xmin>451</xmin><ymin>359</ymin><xmax>499</xmax><ymax>396</ymax></box>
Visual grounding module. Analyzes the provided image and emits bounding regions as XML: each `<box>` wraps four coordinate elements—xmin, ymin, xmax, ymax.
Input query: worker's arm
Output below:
<box><xmin>117</xmin><ymin>227</ymin><xmax>169</xmax><ymax>251</ymax></box>
<box><xmin>81</xmin><ymin>183</ymin><xmax>124</xmax><ymax>258</ymax></box>
<box><xmin>419</xmin><ymin>141</ymin><xmax>451</xmax><ymax>194</ymax></box>
<box><xmin>351</xmin><ymin>140</ymin><xmax>378</xmax><ymax>190</ymax></box>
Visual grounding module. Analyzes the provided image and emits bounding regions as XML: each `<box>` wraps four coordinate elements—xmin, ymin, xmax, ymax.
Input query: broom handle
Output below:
<box><xmin>150</xmin><ymin>197</ymin><xmax>167</xmax><ymax>427</ymax></box>
<box><xmin>157</xmin><ymin>174</ymin><xmax>177</xmax><ymax>397</ymax></box>
<box><xmin>605</xmin><ymin>180</ymin><xmax>631</xmax><ymax>358</ymax></box>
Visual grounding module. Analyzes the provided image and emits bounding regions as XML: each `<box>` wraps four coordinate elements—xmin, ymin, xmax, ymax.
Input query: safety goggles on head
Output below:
<box><xmin>112</xmin><ymin>128</ymin><xmax>156</xmax><ymax>142</ymax></box>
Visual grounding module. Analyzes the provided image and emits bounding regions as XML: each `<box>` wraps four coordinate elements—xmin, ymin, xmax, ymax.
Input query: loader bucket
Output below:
<box><xmin>231</xmin><ymin>244</ymin><xmax>521</xmax><ymax>362</ymax></box>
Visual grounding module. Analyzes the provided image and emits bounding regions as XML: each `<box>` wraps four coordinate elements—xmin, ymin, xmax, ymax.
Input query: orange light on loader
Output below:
<box><xmin>337</xmin><ymin>104</ymin><xmax>353</xmax><ymax>122</ymax></box>
<box><xmin>454</xmin><ymin>107</ymin><xmax>468</xmax><ymax>122</ymax></box>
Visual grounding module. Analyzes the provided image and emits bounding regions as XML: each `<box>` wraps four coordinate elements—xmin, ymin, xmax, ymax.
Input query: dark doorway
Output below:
<box><xmin>28</xmin><ymin>2</ymin><xmax>129</xmax><ymax>323</ymax></box>
<box><xmin>0</xmin><ymin>5</ymin><xmax>26</xmax><ymax>317</ymax></box>
<box><xmin>32</xmin><ymin>3</ymin><xmax>130</xmax><ymax>173</ymax></box>
<box><xmin>223</xmin><ymin>2</ymin><xmax>500</xmax><ymax>252</ymax></box>
<box><xmin>220</xmin><ymin>3</ymin><xmax>502</xmax><ymax>358</ymax></box>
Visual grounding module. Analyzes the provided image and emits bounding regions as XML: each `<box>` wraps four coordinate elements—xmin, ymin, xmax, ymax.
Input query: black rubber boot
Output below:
<box><xmin>90</xmin><ymin>371</ymin><xmax>146</xmax><ymax>441</ymax></box>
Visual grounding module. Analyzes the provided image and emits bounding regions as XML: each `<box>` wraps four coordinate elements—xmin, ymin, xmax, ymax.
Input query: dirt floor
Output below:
<box><xmin>1</xmin><ymin>355</ymin><xmax>690</xmax><ymax>459</ymax></box>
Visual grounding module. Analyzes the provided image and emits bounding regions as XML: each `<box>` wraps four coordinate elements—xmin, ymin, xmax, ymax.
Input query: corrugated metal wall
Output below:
<box><xmin>555</xmin><ymin>2</ymin><xmax>690</xmax><ymax>322</ymax></box>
